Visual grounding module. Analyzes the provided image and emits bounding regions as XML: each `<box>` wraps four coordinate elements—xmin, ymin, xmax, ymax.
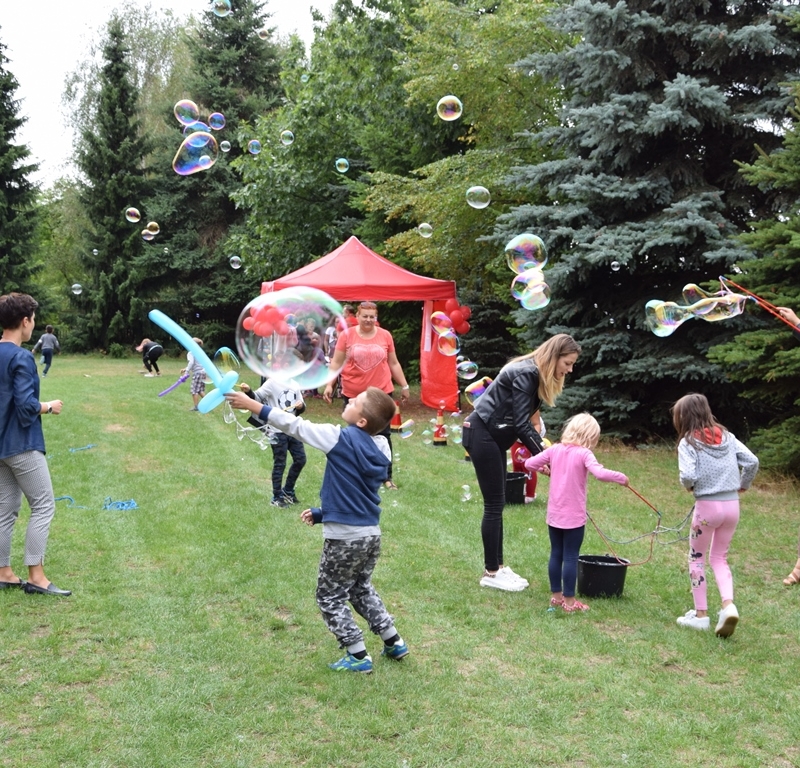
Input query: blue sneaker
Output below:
<box><xmin>381</xmin><ymin>638</ymin><xmax>409</xmax><ymax>660</ymax></box>
<box><xmin>328</xmin><ymin>653</ymin><xmax>373</xmax><ymax>673</ymax></box>
<box><xmin>270</xmin><ymin>496</ymin><xmax>290</xmax><ymax>508</ymax></box>
<box><xmin>281</xmin><ymin>490</ymin><xmax>299</xmax><ymax>505</ymax></box>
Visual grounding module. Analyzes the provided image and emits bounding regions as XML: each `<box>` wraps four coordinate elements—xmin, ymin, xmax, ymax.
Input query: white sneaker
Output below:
<box><xmin>715</xmin><ymin>603</ymin><xmax>739</xmax><ymax>638</ymax></box>
<box><xmin>500</xmin><ymin>566</ymin><xmax>529</xmax><ymax>587</ymax></box>
<box><xmin>480</xmin><ymin>569</ymin><xmax>527</xmax><ymax>592</ymax></box>
<box><xmin>144</xmin><ymin>373</ymin><xmax>155</xmax><ymax>378</ymax></box>
<box><xmin>676</xmin><ymin>609</ymin><xmax>710</xmax><ymax>631</ymax></box>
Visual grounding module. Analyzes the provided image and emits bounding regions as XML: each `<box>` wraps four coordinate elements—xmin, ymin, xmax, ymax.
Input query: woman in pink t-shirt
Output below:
<box><xmin>525</xmin><ymin>413</ymin><xmax>628</xmax><ymax>612</ymax></box>
<box><xmin>323</xmin><ymin>302</ymin><xmax>410</xmax><ymax>488</ymax></box>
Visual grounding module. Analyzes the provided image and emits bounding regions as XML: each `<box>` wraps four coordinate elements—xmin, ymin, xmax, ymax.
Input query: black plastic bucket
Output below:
<box><xmin>577</xmin><ymin>555</ymin><xmax>630</xmax><ymax>598</ymax></box>
<box><xmin>505</xmin><ymin>472</ymin><xmax>526</xmax><ymax>505</ymax></box>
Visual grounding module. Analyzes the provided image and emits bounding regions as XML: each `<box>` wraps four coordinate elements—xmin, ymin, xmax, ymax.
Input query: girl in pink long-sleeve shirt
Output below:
<box><xmin>525</xmin><ymin>413</ymin><xmax>628</xmax><ymax>612</ymax></box>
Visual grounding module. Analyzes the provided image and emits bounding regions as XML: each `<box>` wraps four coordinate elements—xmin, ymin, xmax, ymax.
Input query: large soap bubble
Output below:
<box><xmin>456</xmin><ymin>359</ymin><xmax>479</xmax><ymax>380</ymax></box>
<box><xmin>172</xmin><ymin>131</ymin><xmax>219</xmax><ymax>175</ymax></box>
<box><xmin>236</xmin><ymin>287</ymin><xmax>346</xmax><ymax>389</ymax></box>
<box><xmin>512</xmin><ymin>268</ymin><xmax>551</xmax><ymax>310</ymax></box>
<box><xmin>174</xmin><ymin>99</ymin><xmax>200</xmax><ymax>126</ymax></box>
<box><xmin>211</xmin><ymin>0</ymin><xmax>232</xmax><ymax>17</ymax></box>
<box><xmin>465</xmin><ymin>376</ymin><xmax>492</xmax><ymax>405</ymax></box>
<box><xmin>437</xmin><ymin>331</ymin><xmax>460</xmax><ymax>356</ymax></box>
<box><xmin>436</xmin><ymin>95</ymin><xmax>463</xmax><ymax>121</ymax></box>
<box><xmin>505</xmin><ymin>233</ymin><xmax>548</xmax><ymax>273</ymax></box>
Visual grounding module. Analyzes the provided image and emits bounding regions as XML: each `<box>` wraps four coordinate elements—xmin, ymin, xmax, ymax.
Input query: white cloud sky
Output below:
<box><xmin>0</xmin><ymin>0</ymin><xmax>332</xmax><ymax>187</ymax></box>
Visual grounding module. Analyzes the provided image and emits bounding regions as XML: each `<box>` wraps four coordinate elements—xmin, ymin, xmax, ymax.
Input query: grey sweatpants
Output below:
<box><xmin>0</xmin><ymin>450</ymin><xmax>56</xmax><ymax>567</ymax></box>
<box><xmin>316</xmin><ymin>536</ymin><xmax>394</xmax><ymax>648</ymax></box>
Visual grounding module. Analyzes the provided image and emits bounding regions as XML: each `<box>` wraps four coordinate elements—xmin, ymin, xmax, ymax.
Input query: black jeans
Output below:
<box><xmin>270</xmin><ymin>433</ymin><xmax>307</xmax><ymax>498</ymax></box>
<box><xmin>463</xmin><ymin>413</ymin><xmax>507</xmax><ymax>572</ymax></box>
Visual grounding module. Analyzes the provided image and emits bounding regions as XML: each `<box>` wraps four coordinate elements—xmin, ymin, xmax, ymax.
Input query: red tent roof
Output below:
<box><xmin>262</xmin><ymin>236</ymin><xmax>456</xmax><ymax>301</ymax></box>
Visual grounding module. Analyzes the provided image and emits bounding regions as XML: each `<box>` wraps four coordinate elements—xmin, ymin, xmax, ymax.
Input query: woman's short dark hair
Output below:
<box><xmin>0</xmin><ymin>293</ymin><xmax>38</xmax><ymax>330</ymax></box>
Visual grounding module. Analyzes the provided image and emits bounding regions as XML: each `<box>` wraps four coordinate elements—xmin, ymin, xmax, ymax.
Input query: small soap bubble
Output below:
<box><xmin>400</xmin><ymin>420</ymin><xmax>415</xmax><ymax>439</ymax></box>
<box><xmin>141</xmin><ymin>229</ymin><xmax>155</xmax><ymax>242</ymax></box>
<box><xmin>163</xmin><ymin>247</ymin><xmax>170</xmax><ymax>254</ymax></box>
<box><xmin>436</xmin><ymin>95</ymin><xmax>463</xmax><ymax>121</ymax></box>
<box><xmin>229</xmin><ymin>255</ymin><xmax>242</xmax><ymax>269</ymax></box>
<box><xmin>456</xmin><ymin>360</ymin><xmax>479</xmax><ymax>380</ymax></box>
<box><xmin>213</xmin><ymin>346</ymin><xmax>240</xmax><ymax>375</ymax></box>
<box><xmin>71</xmin><ymin>283</ymin><xmax>83</xmax><ymax>295</ymax></box>
<box><xmin>611</xmin><ymin>260</ymin><xmax>621</xmax><ymax>272</ymax></box>
<box><xmin>466</xmin><ymin>186</ymin><xmax>491</xmax><ymax>209</ymax></box>
<box><xmin>258</xmin><ymin>28</ymin><xmax>270</xmax><ymax>40</ymax></box>
<box><xmin>280</xmin><ymin>130</ymin><xmax>295</xmax><ymax>146</ymax></box>
<box><xmin>211</xmin><ymin>0</ymin><xmax>232</xmax><ymax>17</ymax></box>
<box><xmin>92</xmin><ymin>248</ymin><xmax>99</xmax><ymax>256</ymax></box>
<box><xmin>146</xmin><ymin>221</ymin><xmax>160</xmax><ymax>235</ymax></box>
<box><xmin>173</xmin><ymin>132</ymin><xmax>219</xmax><ymax>175</ymax></box>
<box><xmin>174</xmin><ymin>99</ymin><xmax>200</xmax><ymax>126</ymax></box>
<box><xmin>208</xmin><ymin>112</ymin><xmax>226</xmax><ymax>130</ymax></box>
<box><xmin>461</xmin><ymin>484</ymin><xmax>472</xmax><ymax>502</ymax></box>
<box><xmin>450</xmin><ymin>424</ymin><xmax>463</xmax><ymax>444</ymax></box>
<box><xmin>220</xmin><ymin>140</ymin><xmax>231</xmax><ymax>153</ymax></box>
<box><xmin>505</xmin><ymin>233</ymin><xmax>548</xmax><ymax>273</ymax></box>
<box><xmin>421</xmin><ymin>429</ymin><xmax>433</xmax><ymax>445</ymax></box>
<box><xmin>335</xmin><ymin>157</ymin><xmax>350</xmax><ymax>173</ymax></box>
<box><xmin>430</xmin><ymin>311</ymin><xmax>452</xmax><ymax>336</ymax></box>
<box><xmin>125</xmin><ymin>207</ymin><xmax>141</xmax><ymax>223</ymax></box>
<box><xmin>418</xmin><ymin>222</ymin><xmax>433</xmax><ymax>238</ymax></box>
<box><xmin>236</xmin><ymin>287</ymin><xmax>346</xmax><ymax>390</ymax></box>
<box><xmin>452</xmin><ymin>63</ymin><xmax>459</xmax><ymax>71</ymax></box>
<box><xmin>300</xmin><ymin>73</ymin><xmax>310</xmax><ymax>83</ymax></box>
<box><xmin>248</xmin><ymin>140</ymin><xmax>261</xmax><ymax>155</ymax></box>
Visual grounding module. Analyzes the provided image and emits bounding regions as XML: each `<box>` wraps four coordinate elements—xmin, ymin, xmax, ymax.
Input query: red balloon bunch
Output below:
<box><xmin>241</xmin><ymin>302</ymin><xmax>292</xmax><ymax>338</ymax></box>
<box><xmin>444</xmin><ymin>298</ymin><xmax>472</xmax><ymax>336</ymax></box>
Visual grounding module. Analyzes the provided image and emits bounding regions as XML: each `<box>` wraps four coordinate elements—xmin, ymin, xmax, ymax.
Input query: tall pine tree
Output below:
<box><xmin>0</xmin><ymin>35</ymin><xmax>39</xmax><ymax>295</ymax></box>
<box><xmin>709</xmin><ymin>85</ymin><xmax>800</xmax><ymax>474</ymax></box>
<box><xmin>137</xmin><ymin>0</ymin><xmax>283</xmax><ymax>347</ymax></box>
<box><xmin>75</xmin><ymin>17</ymin><xmax>150</xmax><ymax>349</ymax></box>
<box><xmin>497</xmin><ymin>0</ymin><xmax>800</xmax><ymax>438</ymax></box>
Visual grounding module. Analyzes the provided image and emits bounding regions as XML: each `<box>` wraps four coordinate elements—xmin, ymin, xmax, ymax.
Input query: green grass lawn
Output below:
<box><xmin>2</xmin><ymin>355</ymin><xmax>800</xmax><ymax>767</ymax></box>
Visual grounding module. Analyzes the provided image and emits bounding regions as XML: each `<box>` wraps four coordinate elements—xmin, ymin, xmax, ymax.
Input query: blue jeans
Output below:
<box><xmin>270</xmin><ymin>433</ymin><xmax>306</xmax><ymax>498</ymax></box>
<box><xmin>41</xmin><ymin>349</ymin><xmax>53</xmax><ymax>375</ymax></box>
<box><xmin>548</xmin><ymin>525</ymin><xmax>585</xmax><ymax>597</ymax></box>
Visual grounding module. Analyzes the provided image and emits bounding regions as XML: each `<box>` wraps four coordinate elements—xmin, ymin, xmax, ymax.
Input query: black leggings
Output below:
<box><xmin>463</xmin><ymin>413</ymin><xmax>507</xmax><ymax>572</ymax></box>
<box><xmin>143</xmin><ymin>346</ymin><xmax>163</xmax><ymax>374</ymax></box>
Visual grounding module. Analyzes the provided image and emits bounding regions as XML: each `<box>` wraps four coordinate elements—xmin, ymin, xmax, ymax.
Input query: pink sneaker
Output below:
<box><xmin>562</xmin><ymin>599</ymin><xmax>590</xmax><ymax>613</ymax></box>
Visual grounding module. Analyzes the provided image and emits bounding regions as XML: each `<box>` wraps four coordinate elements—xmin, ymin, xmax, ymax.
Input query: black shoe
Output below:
<box><xmin>23</xmin><ymin>582</ymin><xmax>71</xmax><ymax>596</ymax></box>
<box><xmin>0</xmin><ymin>579</ymin><xmax>25</xmax><ymax>589</ymax></box>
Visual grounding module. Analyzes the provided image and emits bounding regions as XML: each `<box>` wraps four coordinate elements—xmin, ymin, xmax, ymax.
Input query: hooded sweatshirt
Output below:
<box><xmin>678</xmin><ymin>427</ymin><xmax>759</xmax><ymax>500</ymax></box>
<box><xmin>255</xmin><ymin>404</ymin><xmax>390</xmax><ymax>535</ymax></box>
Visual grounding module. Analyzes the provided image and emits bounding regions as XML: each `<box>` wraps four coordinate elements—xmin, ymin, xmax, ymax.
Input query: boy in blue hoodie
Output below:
<box><xmin>226</xmin><ymin>385</ymin><xmax>409</xmax><ymax>674</ymax></box>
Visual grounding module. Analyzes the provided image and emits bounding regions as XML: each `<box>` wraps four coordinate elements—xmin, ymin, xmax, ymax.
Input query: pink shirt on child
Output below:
<box><xmin>524</xmin><ymin>443</ymin><xmax>628</xmax><ymax>529</ymax></box>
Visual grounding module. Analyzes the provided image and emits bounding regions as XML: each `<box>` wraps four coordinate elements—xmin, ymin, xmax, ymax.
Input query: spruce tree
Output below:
<box><xmin>709</xmin><ymin>87</ymin><xmax>800</xmax><ymax>473</ymax></box>
<box><xmin>496</xmin><ymin>0</ymin><xmax>800</xmax><ymax>438</ymax></box>
<box><xmin>137</xmin><ymin>0</ymin><xmax>283</xmax><ymax>348</ymax></box>
<box><xmin>0</xmin><ymin>36</ymin><xmax>39</xmax><ymax>295</ymax></box>
<box><xmin>75</xmin><ymin>17</ymin><xmax>149</xmax><ymax>349</ymax></box>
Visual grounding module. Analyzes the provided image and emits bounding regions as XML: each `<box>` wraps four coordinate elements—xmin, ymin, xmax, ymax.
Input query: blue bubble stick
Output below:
<box><xmin>148</xmin><ymin>309</ymin><xmax>239</xmax><ymax>413</ymax></box>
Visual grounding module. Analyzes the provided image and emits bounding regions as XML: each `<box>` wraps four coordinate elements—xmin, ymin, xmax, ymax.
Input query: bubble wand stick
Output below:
<box><xmin>719</xmin><ymin>276</ymin><xmax>799</xmax><ymax>331</ymax></box>
<box><xmin>148</xmin><ymin>309</ymin><xmax>239</xmax><ymax>413</ymax></box>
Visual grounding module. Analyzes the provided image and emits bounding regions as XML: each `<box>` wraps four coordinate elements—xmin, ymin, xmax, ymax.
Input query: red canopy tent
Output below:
<box><xmin>262</xmin><ymin>236</ymin><xmax>459</xmax><ymax>410</ymax></box>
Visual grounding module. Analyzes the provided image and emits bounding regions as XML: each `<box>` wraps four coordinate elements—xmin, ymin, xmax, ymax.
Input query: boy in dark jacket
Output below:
<box><xmin>226</xmin><ymin>385</ymin><xmax>409</xmax><ymax>674</ymax></box>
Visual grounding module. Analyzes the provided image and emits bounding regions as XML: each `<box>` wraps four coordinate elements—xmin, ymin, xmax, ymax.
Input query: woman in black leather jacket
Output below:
<box><xmin>462</xmin><ymin>334</ymin><xmax>580</xmax><ymax>592</ymax></box>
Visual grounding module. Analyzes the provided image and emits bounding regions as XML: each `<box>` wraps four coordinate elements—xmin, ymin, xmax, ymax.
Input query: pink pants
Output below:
<box><xmin>688</xmin><ymin>499</ymin><xmax>739</xmax><ymax>612</ymax></box>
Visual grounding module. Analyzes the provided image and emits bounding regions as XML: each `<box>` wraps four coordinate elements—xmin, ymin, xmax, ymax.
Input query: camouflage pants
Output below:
<box><xmin>316</xmin><ymin>536</ymin><xmax>393</xmax><ymax>648</ymax></box>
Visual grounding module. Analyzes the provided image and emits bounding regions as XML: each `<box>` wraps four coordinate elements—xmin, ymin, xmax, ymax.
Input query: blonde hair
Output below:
<box><xmin>560</xmin><ymin>413</ymin><xmax>601</xmax><ymax>450</ymax></box>
<box><xmin>511</xmin><ymin>333</ymin><xmax>581</xmax><ymax>407</ymax></box>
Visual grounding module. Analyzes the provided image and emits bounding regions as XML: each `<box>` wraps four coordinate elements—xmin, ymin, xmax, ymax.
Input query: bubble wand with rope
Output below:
<box><xmin>719</xmin><ymin>276</ymin><xmax>800</xmax><ymax>331</ymax></box>
<box><xmin>586</xmin><ymin>484</ymin><xmax>694</xmax><ymax>567</ymax></box>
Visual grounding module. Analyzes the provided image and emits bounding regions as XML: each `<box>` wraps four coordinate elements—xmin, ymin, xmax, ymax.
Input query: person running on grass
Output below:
<box><xmin>670</xmin><ymin>393</ymin><xmax>759</xmax><ymax>638</ymax></box>
<box><xmin>524</xmin><ymin>413</ymin><xmax>628</xmax><ymax>613</ymax></box>
<box><xmin>226</xmin><ymin>385</ymin><xmax>408</xmax><ymax>674</ymax></box>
